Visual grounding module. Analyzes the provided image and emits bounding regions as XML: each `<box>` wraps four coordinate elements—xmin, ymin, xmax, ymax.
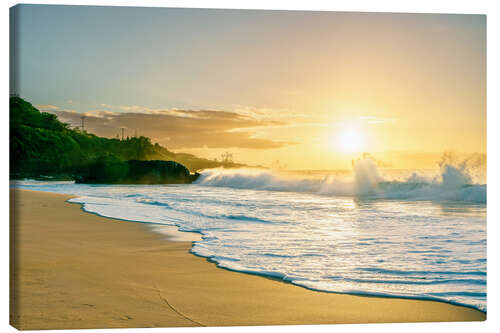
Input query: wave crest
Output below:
<box><xmin>195</xmin><ymin>156</ymin><xmax>486</xmax><ymax>203</ymax></box>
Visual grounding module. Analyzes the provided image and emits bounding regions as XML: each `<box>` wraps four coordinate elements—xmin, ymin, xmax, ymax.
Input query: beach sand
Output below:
<box><xmin>10</xmin><ymin>189</ymin><xmax>485</xmax><ymax>330</ymax></box>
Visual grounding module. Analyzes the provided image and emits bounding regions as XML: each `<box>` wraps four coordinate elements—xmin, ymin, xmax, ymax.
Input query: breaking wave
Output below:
<box><xmin>195</xmin><ymin>156</ymin><xmax>486</xmax><ymax>203</ymax></box>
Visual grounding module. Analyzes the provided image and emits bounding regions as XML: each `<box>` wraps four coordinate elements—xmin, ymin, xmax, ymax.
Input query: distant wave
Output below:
<box><xmin>136</xmin><ymin>198</ymin><xmax>171</xmax><ymax>207</ymax></box>
<box><xmin>195</xmin><ymin>157</ymin><xmax>486</xmax><ymax>203</ymax></box>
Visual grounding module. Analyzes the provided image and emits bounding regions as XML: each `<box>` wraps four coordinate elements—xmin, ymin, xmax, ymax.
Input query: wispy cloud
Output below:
<box><xmin>98</xmin><ymin>104</ymin><xmax>154</xmax><ymax>113</ymax></box>
<box><xmin>35</xmin><ymin>104</ymin><xmax>60</xmax><ymax>111</ymax></box>
<box><xmin>232</xmin><ymin>105</ymin><xmax>309</xmax><ymax>121</ymax></box>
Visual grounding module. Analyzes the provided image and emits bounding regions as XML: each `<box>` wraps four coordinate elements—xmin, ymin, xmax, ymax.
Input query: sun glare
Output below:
<box><xmin>336</xmin><ymin>127</ymin><xmax>365</xmax><ymax>153</ymax></box>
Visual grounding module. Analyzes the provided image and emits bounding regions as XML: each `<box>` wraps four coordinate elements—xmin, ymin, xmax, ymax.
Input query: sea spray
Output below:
<box><xmin>195</xmin><ymin>154</ymin><xmax>486</xmax><ymax>203</ymax></box>
<box><xmin>352</xmin><ymin>156</ymin><xmax>384</xmax><ymax>195</ymax></box>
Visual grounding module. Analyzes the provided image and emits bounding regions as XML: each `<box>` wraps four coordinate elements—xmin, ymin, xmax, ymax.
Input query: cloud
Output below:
<box><xmin>36</xmin><ymin>104</ymin><xmax>60</xmax><ymax>111</ymax></box>
<box><xmin>54</xmin><ymin>108</ymin><xmax>294</xmax><ymax>150</ymax></box>
<box><xmin>232</xmin><ymin>105</ymin><xmax>309</xmax><ymax>121</ymax></box>
<box><xmin>98</xmin><ymin>104</ymin><xmax>154</xmax><ymax>112</ymax></box>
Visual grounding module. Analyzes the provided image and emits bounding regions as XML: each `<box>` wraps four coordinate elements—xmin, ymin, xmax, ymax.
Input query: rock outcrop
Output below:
<box><xmin>75</xmin><ymin>158</ymin><xmax>200</xmax><ymax>184</ymax></box>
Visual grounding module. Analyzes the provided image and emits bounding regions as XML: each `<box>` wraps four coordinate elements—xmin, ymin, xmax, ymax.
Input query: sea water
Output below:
<box><xmin>12</xmin><ymin>158</ymin><xmax>486</xmax><ymax>312</ymax></box>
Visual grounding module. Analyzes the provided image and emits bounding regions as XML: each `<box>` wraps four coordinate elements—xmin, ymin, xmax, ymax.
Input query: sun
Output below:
<box><xmin>335</xmin><ymin>127</ymin><xmax>365</xmax><ymax>153</ymax></box>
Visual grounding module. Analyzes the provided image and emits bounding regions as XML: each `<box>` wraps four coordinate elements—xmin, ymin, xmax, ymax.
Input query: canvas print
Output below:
<box><xmin>9</xmin><ymin>4</ymin><xmax>486</xmax><ymax>330</ymax></box>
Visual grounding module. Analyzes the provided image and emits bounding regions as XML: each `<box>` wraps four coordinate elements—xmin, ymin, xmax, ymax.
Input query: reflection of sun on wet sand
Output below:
<box><xmin>10</xmin><ymin>189</ymin><xmax>485</xmax><ymax>330</ymax></box>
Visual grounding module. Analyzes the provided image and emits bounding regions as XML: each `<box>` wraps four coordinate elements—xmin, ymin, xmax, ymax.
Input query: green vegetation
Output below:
<box><xmin>10</xmin><ymin>97</ymin><xmax>243</xmax><ymax>180</ymax></box>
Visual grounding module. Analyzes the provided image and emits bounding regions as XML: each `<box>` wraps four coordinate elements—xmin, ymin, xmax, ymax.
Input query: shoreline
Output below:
<box><xmin>10</xmin><ymin>189</ymin><xmax>486</xmax><ymax>329</ymax></box>
<box><xmin>67</xmin><ymin>199</ymin><xmax>203</xmax><ymax>243</ymax></box>
<box><xmin>195</xmin><ymin>253</ymin><xmax>487</xmax><ymax>315</ymax></box>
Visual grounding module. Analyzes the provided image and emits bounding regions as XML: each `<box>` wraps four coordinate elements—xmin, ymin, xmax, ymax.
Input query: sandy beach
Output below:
<box><xmin>9</xmin><ymin>189</ymin><xmax>485</xmax><ymax>330</ymax></box>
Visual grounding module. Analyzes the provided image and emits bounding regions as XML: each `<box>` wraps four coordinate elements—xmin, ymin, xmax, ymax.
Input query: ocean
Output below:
<box><xmin>12</xmin><ymin>158</ymin><xmax>487</xmax><ymax>312</ymax></box>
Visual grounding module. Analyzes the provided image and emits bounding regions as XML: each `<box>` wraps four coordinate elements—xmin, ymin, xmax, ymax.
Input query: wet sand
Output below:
<box><xmin>10</xmin><ymin>189</ymin><xmax>485</xmax><ymax>330</ymax></box>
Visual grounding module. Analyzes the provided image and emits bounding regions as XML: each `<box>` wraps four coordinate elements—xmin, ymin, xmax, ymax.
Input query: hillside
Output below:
<box><xmin>10</xmin><ymin>97</ymin><xmax>244</xmax><ymax>179</ymax></box>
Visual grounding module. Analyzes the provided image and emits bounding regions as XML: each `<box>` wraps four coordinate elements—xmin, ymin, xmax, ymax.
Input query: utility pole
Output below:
<box><xmin>81</xmin><ymin>116</ymin><xmax>85</xmax><ymax>131</ymax></box>
<box><xmin>221</xmin><ymin>152</ymin><xmax>233</xmax><ymax>163</ymax></box>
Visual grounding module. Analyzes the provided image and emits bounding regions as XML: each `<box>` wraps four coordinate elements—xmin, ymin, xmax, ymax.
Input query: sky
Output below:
<box><xmin>11</xmin><ymin>4</ymin><xmax>486</xmax><ymax>170</ymax></box>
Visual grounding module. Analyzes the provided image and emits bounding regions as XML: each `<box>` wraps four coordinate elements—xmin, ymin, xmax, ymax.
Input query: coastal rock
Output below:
<box><xmin>75</xmin><ymin>158</ymin><xmax>200</xmax><ymax>184</ymax></box>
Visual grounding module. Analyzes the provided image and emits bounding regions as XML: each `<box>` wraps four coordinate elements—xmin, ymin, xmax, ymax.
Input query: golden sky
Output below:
<box><xmin>16</xmin><ymin>6</ymin><xmax>486</xmax><ymax>170</ymax></box>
